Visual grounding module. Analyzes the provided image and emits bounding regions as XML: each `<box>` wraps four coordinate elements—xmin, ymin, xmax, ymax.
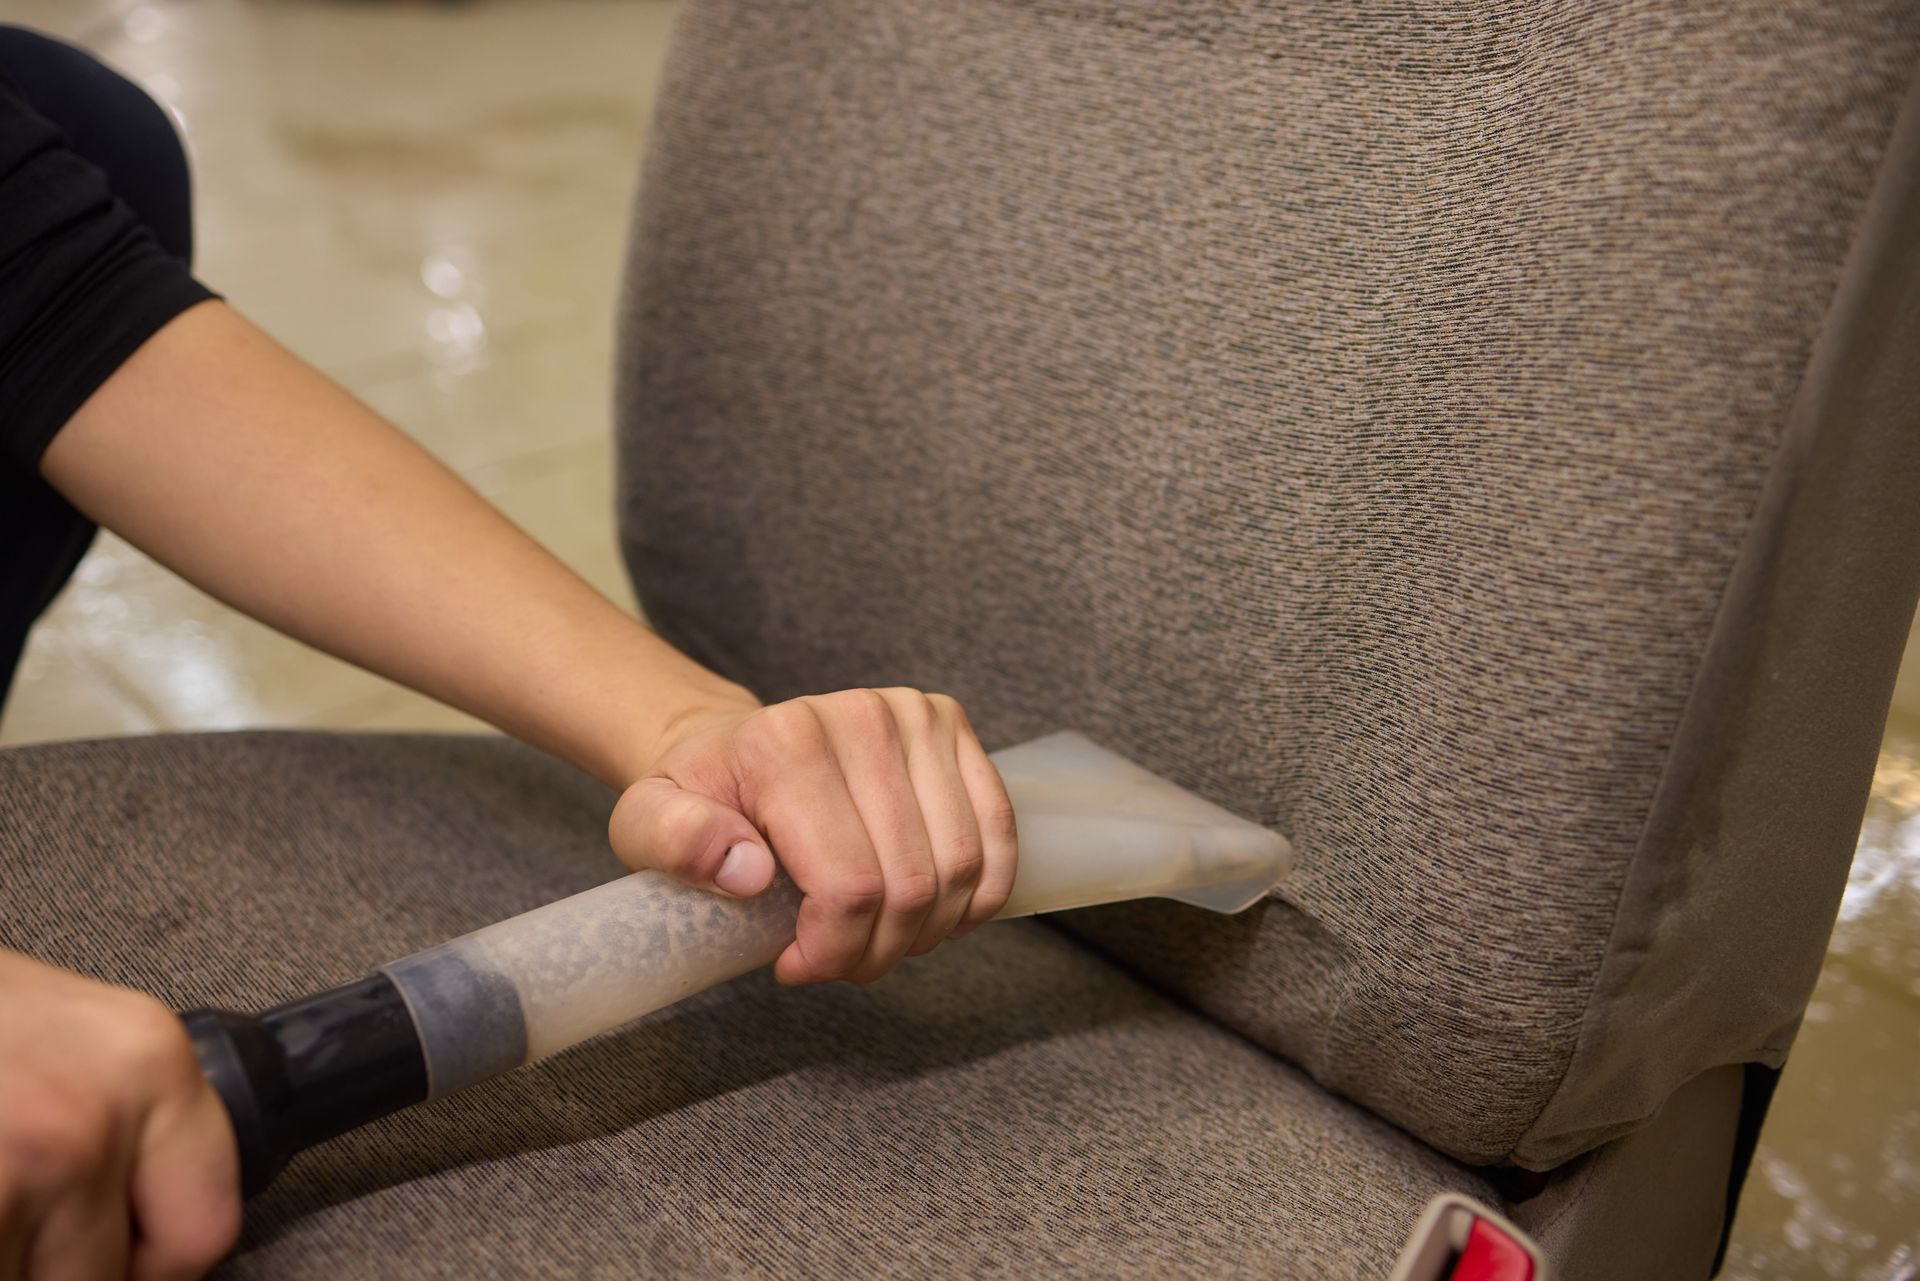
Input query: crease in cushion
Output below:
<box><xmin>616</xmin><ymin>0</ymin><xmax>1920</xmax><ymax>1165</ymax></box>
<box><xmin>0</xmin><ymin>731</ymin><xmax>1492</xmax><ymax>1279</ymax></box>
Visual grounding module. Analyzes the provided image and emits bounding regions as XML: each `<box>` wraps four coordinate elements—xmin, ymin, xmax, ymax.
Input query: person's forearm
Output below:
<box><xmin>41</xmin><ymin>300</ymin><xmax>754</xmax><ymax>789</ymax></box>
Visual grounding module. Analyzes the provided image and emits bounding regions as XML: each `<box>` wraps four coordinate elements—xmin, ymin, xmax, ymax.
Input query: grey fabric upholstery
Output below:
<box><xmin>616</xmin><ymin>0</ymin><xmax>1920</xmax><ymax>1169</ymax></box>
<box><xmin>9</xmin><ymin>4</ymin><xmax>1920</xmax><ymax>1275</ymax></box>
<box><xmin>1521</xmin><ymin>72</ymin><xmax>1920</xmax><ymax>1164</ymax></box>
<box><xmin>0</xmin><ymin>733</ymin><xmax>1494</xmax><ymax>1279</ymax></box>
<box><xmin>1507</xmin><ymin>1066</ymin><xmax>1746</xmax><ymax>1281</ymax></box>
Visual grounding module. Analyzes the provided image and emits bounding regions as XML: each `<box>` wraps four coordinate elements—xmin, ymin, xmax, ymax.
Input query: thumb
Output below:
<box><xmin>608</xmin><ymin>777</ymin><xmax>776</xmax><ymax>897</ymax></box>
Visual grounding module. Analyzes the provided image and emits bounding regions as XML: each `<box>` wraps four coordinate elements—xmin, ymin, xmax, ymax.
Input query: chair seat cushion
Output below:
<box><xmin>617</xmin><ymin>0</ymin><xmax>1920</xmax><ymax>1170</ymax></box>
<box><xmin>1</xmin><ymin>732</ymin><xmax>1492</xmax><ymax>1278</ymax></box>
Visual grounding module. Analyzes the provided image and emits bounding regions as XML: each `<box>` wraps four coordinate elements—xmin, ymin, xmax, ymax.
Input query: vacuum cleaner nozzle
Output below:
<box><xmin>184</xmin><ymin>732</ymin><xmax>1292</xmax><ymax>1195</ymax></box>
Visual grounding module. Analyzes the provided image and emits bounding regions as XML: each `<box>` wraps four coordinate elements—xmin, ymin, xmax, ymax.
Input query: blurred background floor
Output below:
<box><xmin>1</xmin><ymin>0</ymin><xmax>670</xmax><ymax>741</ymax></box>
<box><xmin>0</xmin><ymin>2</ymin><xmax>1914</xmax><ymax>1277</ymax></box>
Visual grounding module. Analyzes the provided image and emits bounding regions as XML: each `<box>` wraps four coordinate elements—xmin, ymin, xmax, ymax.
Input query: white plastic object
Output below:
<box><xmin>382</xmin><ymin>731</ymin><xmax>1292</xmax><ymax>1097</ymax></box>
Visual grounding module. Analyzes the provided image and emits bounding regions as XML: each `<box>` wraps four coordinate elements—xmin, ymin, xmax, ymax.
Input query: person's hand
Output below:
<box><xmin>0</xmin><ymin>949</ymin><xmax>239</xmax><ymax>1281</ymax></box>
<box><xmin>608</xmin><ymin>688</ymin><xmax>1018</xmax><ymax>985</ymax></box>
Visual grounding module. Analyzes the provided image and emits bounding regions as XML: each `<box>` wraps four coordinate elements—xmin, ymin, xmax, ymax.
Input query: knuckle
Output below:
<box><xmin>884</xmin><ymin>869</ymin><xmax>939</xmax><ymax>917</ymax></box>
<box><xmin>781</xmin><ymin>939</ymin><xmax>839</xmax><ymax>985</ymax></box>
<box><xmin>928</xmin><ymin>693</ymin><xmax>969</xmax><ymax>727</ymax></box>
<box><xmin>967</xmin><ymin>883</ymin><xmax>1013</xmax><ymax>923</ymax></box>
<box><xmin>183</xmin><ymin>1194</ymin><xmax>244</xmax><ymax>1267</ymax></box>
<box><xmin>116</xmin><ymin>994</ymin><xmax>196</xmax><ymax>1079</ymax></box>
<box><xmin>780</xmin><ymin>958</ymin><xmax>827</xmax><ymax>986</ymax></box>
<box><xmin>757</xmin><ymin>700</ymin><xmax>825</xmax><ymax>754</ymax></box>
<box><xmin>887</xmin><ymin>688</ymin><xmax>937</xmax><ymax>732</ymax></box>
<box><xmin>818</xmin><ymin>870</ymin><xmax>887</xmax><ymax>918</ymax></box>
<box><xmin>941</xmin><ymin>834</ymin><xmax>986</xmax><ymax>886</ymax></box>
<box><xmin>146</xmin><ymin>1197</ymin><xmax>243</xmax><ymax>1276</ymax></box>
<box><xmin>655</xmin><ymin>793</ymin><xmax>716</xmax><ymax>860</ymax></box>
<box><xmin>979</xmin><ymin>796</ymin><xmax>1019</xmax><ymax>846</ymax></box>
<box><xmin>833</xmin><ymin>688</ymin><xmax>897</xmax><ymax>738</ymax></box>
<box><xmin>3</xmin><ymin>1093</ymin><xmax>108</xmax><ymax>1181</ymax></box>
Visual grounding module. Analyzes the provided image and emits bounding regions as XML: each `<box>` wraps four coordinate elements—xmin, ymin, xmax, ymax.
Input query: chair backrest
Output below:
<box><xmin>614</xmin><ymin>0</ymin><xmax>1920</xmax><ymax>1169</ymax></box>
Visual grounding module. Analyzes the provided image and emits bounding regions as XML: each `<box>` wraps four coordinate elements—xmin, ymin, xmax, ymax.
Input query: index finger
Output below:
<box><xmin>755</xmin><ymin>755</ymin><xmax>888</xmax><ymax>985</ymax></box>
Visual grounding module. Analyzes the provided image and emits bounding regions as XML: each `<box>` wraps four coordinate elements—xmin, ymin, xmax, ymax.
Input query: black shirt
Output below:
<box><xmin>0</xmin><ymin>27</ymin><xmax>214</xmax><ymax>706</ymax></box>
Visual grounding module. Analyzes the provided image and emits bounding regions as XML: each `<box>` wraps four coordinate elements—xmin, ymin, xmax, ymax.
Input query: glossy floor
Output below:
<box><xmin>3</xmin><ymin>0</ymin><xmax>663</xmax><ymax>743</ymax></box>
<box><xmin>1</xmin><ymin>2</ymin><xmax>1915</xmax><ymax>1275</ymax></box>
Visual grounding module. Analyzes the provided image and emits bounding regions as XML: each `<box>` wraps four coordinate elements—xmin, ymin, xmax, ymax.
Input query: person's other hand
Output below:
<box><xmin>608</xmin><ymin>688</ymin><xmax>1018</xmax><ymax>985</ymax></box>
<box><xmin>0</xmin><ymin>948</ymin><xmax>239</xmax><ymax>1281</ymax></box>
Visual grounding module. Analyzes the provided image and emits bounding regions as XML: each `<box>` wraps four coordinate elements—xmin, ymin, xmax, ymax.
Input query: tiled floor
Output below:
<box><xmin>2</xmin><ymin>0</ymin><xmax>668</xmax><ymax>743</ymax></box>
<box><xmin>1</xmin><ymin>2</ymin><xmax>1916</xmax><ymax>1275</ymax></box>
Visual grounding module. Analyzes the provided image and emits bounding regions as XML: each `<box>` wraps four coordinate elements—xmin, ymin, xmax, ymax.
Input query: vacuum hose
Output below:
<box><xmin>181</xmin><ymin>733</ymin><xmax>1292</xmax><ymax>1194</ymax></box>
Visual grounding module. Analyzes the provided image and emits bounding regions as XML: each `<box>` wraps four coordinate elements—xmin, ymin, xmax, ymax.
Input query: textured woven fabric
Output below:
<box><xmin>0</xmin><ymin>732</ymin><xmax>1493</xmax><ymax>1278</ymax></box>
<box><xmin>615</xmin><ymin>0</ymin><xmax>1920</xmax><ymax>1166</ymax></box>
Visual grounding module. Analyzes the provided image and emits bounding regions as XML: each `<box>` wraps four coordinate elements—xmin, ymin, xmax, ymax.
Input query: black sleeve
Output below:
<box><xmin>0</xmin><ymin>44</ymin><xmax>215</xmax><ymax>472</ymax></box>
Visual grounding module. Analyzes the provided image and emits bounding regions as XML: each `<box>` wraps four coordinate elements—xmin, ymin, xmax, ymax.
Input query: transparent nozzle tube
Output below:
<box><xmin>384</xmin><ymin>732</ymin><xmax>1291</xmax><ymax>1096</ymax></box>
<box><xmin>183</xmin><ymin>732</ymin><xmax>1291</xmax><ymax>1192</ymax></box>
<box><xmin>381</xmin><ymin>871</ymin><xmax>805</xmax><ymax>1096</ymax></box>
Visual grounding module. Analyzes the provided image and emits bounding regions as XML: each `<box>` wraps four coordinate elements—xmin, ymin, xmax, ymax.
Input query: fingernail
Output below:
<box><xmin>715</xmin><ymin>841</ymin><xmax>772</xmax><ymax>896</ymax></box>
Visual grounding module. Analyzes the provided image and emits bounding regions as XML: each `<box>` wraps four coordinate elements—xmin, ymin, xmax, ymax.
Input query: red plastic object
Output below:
<box><xmin>1448</xmin><ymin>1218</ymin><xmax>1535</xmax><ymax>1281</ymax></box>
